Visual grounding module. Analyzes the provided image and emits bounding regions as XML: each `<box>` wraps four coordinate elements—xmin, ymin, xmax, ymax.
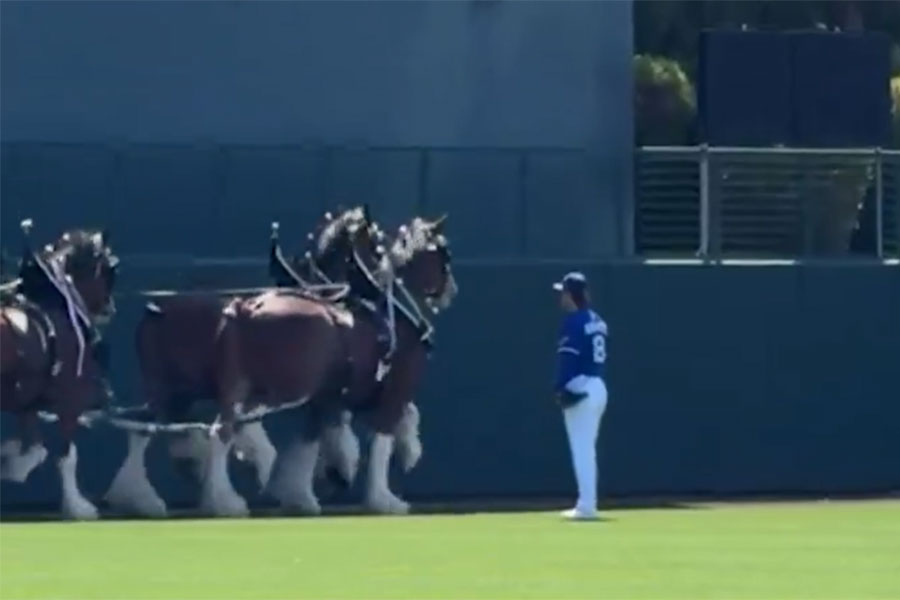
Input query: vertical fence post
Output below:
<box><xmin>699</xmin><ymin>144</ymin><xmax>710</xmax><ymax>258</ymax></box>
<box><xmin>875</xmin><ymin>147</ymin><xmax>884</xmax><ymax>260</ymax></box>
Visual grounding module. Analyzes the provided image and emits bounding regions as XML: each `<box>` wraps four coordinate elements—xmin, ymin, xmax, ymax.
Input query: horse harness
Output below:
<box><xmin>8</xmin><ymin>249</ymin><xmax>102</xmax><ymax>381</ymax></box>
<box><xmin>267</xmin><ymin>227</ymin><xmax>437</xmax><ymax>393</ymax></box>
<box><xmin>1</xmin><ymin>292</ymin><xmax>61</xmax><ymax>380</ymax></box>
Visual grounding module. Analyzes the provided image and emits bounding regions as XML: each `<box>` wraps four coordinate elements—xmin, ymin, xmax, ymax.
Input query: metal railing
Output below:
<box><xmin>635</xmin><ymin>146</ymin><xmax>900</xmax><ymax>259</ymax></box>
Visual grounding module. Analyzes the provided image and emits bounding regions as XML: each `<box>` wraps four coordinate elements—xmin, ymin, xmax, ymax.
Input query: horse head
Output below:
<box><xmin>389</xmin><ymin>215</ymin><xmax>457</xmax><ymax>313</ymax></box>
<box><xmin>50</xmin><ymin>228</ymin><xmax>119</xmax><ymax>325</ymax></box>
<box><xmin>305</xmin><ymin>205</ymin><xmax>381</xmax><ymax>285</ymax></box>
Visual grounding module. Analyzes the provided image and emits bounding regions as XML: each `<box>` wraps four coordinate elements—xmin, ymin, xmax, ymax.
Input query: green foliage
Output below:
<box><xmin>634</xmin><ymin>55</ymin><xmax>696</xmax><ymax>145</ymax></box>
<box><xmin>892</xmin><ymin>75</ymin><xmax>900</xmax><ymax>147</ymax></box>
<box><xmin>636</xmin><ymin>1</ymin><xmax>900</xmax><ymax>78</ymax></box>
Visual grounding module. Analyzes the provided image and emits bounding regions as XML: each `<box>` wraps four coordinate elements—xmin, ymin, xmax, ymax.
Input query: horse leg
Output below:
<box><xmin>319</xmin><ymin>409</ymin><xmax>360</xmax><ymax>489</ymax></box>
<box><xmin>200</xmin><ymin>381</ymin><xmax>249</xmax><ymax>518</ymax></box>
<box><xmin>169</xmin><ymin>428</ymin><xmax>210</xmax><ymax>484</ymax></box>
<box><xmin>1</xmin><ymin>411</ymin><xmax>49</xmax><ymax>483</ymax></box>
<box><xmin>104</xmin><ymin>431</ymin><xmax>167</xmax><ymax>518</ymax></box>
<box><xmin>364</xmin><ymin>432</ymin><xmax>409</xmax><ymax>515</ymax></box>
<box><xmin>363</xmin><ymin>391</ymin><xmax>419</xmax><ymax>515</ymax></box>
<box><xmin>392</xmin><ymin>402</ymin><xmax>423</xmax><ymax>474</ymax></box>
<box><xmin>268</xmin><ymin>404</ymin><xmax>324</xmax><ymax>515</ymax></box>
<box><xmin>233</xmin><ymin>418</ymin><xmax>278</xmax><ymax>491</ymax></box>
<box><xmin>54</xmin><ymin>412</ymin><xmax>98</xmax><ymax>521</ymax></box>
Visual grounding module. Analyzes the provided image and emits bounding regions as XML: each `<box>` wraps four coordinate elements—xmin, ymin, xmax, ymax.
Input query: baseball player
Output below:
<box><xmin>553</xmin><ymin>271</ymin><xmax>608</xmax><ymax>520</ymax></box>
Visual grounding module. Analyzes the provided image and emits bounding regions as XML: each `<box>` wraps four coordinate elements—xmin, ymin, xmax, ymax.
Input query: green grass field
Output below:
<box><xmin>1</xmin><ymin>501</ymin><xmax>898</xmax><ymax>600</ymax></box>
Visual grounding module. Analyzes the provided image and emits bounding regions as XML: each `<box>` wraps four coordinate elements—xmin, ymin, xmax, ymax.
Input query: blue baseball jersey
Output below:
<box><xmin>555</xmin><ymin>309</ymin><xmax>607</xmax><ymax>391</ymax></box>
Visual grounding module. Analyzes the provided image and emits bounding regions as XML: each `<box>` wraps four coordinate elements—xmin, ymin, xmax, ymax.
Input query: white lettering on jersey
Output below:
<box><xmin>583</xmin><ymin>319</ymin><xmax>607</xmax><ymax>336</ymax></box>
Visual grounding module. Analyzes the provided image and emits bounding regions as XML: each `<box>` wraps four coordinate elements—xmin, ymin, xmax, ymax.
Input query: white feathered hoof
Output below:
<box><xmin>200</xmin><ymin>486</ymin><xmax>250</xmax><ymax>518</ymax></box>
<box><xmin>199</xmin><ymin>435</ymin><xmax>249</xmax><ymax>518</ymax></box>
<box><xmin>397</xmin><ymin>437</ymin><xmax>422</xmax><ymax>473</ymax></box>
<box><xmin>105</xmin><ymin>475</ymin><xmax>168</xmax><ymax>519</ymax></box>
<box><xmin>108</xmin><ymin>489</ymin><xmax>168</xmax><ymax>519</ymax></box>
<box><xmin>321</xmin><ymin>421</ymin><xmax>360</xmax><ymax>486</ymax></box>
<box><xmin>233</xmin><ymin>422</ymin><xmax>277</xmax><ymax>491</ymax></box>
<box><xmin>104</xmin><ymin>433</ymin><xmax>168</xmax><ymax>518</ymax></box>
<box><xmin>61</xmin><ymin>493</ymin><xmax>100</xmax><ymax>521</ymax></box>
<box><xmin>365</xmin><ymin>491</ymin><xmax>410</xmax><ymax>515</ymax></box>
<box><xmin>276</xmin><ymin>491</ymin><xmax>322</xmax><ymax>517</ymax></box>
<box><xmin>394</xmin><ymin>403</ymin><xmax>422</xmax><ymax>473</ymax></box>
<box><xmin>1</xmin><ymin>443</ymin><xmax>48</xmax><ymax>483</ymax></box>
<box><xmin>57</xmin><ymin>445</ymin><xmax>99</xmax><ymax>521</ymax></box>
<box><xmin>269</xmin><ymin>471</ymin><xmax>322</xmax><ymax>516</ymax></box>
<box><xmin>1</xmin><ymin>439</ymin><xmax>23</xmax><ymax>458</ymax></box>
<box><xmin>268</xmin><ymin>439</ymin><xmax>322</xmax><ymax>516</ymax></box>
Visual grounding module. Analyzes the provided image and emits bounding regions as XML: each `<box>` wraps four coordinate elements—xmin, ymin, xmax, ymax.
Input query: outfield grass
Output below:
<box><xmin>1</xmin><ymin>501</ymin><xmax>898</xmax><ymax>599</ymax></box>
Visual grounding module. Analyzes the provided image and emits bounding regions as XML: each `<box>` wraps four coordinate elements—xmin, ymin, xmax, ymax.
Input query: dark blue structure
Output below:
<box><xmin>699</xmin><ymin>30</ymin><xmax>892</xmax><ymax>147</ymax></box>
<box><xmin>1</xmin><ymin>0</ymin><xmax>634</xmax><ymax>257</ymax></box>
<box><xmin>3</xmin><ymin>263</ymin><xmax>899</xmax><ymax>511</ymax></box>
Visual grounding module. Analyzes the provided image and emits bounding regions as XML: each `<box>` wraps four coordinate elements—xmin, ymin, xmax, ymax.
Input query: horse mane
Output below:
<box><xmin>389</xmin><ymin>218</ymin><xmax>445</xmax><ymax>267</ymax></box>
<box><xmin>315</xmin><ymin>207</ymin><xmax>366</xmax><ymax>257</ymax></box>
<box><xmin>41</xmin><ymin>229</ymin><xmax>110</xmax><ymax>274</ymax></box>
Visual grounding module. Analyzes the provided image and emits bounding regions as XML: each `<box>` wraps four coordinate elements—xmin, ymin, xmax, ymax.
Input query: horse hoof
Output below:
<box><xmin>1</xmin><ymin>444</ymin><xmax>48</xmax><ymax>483</ymax></box>
<box><xmin>366</xmin><ymin>493</ymin><xmax>410</xmax><ymax>516</ymax></box>
<box><xmin>201</xmin><ymin>494</ymin><xmax>249</xmax><ymax>518</ymax></box>
<box><xmin>0</xmin><ymin>439</ymin><xmax>22</xmax><ymax>458</ymax></box>
<box><xmin>390</xmin><ymin>499</ymin><xmax>411</xmax><ymax>515</ymax></box>
<box><xmin>255</xmin><ymin>450</ymin><xmax>277</xmax><ymax>491</ymax></box>
<box><xmin>401</xmin><ymin>445</ymin><xmax>422</xmax><ymax>473</ymax></box>
<box><xmin>279</xmin><ymin>495</ymin><xmax>322</xmax><ymax>516</ymax></box>
<box><xmin>269</xmin><ymin>476</ymin><xmax>322</xmax><ymax>516</ymax></box>
<box><xmin>132</xmin><ymin>497</ymin><xmax>168</xmax><ymax>519</ymax></box>
<box><xmin>106</xmin><ymin>488</ymin><xmax>168</xmax><ymax>519</ymax></box>
<box><xmin>62</xmin><ymin>498</ymin><xmax>100</xmax><ymax>521</ymax></box>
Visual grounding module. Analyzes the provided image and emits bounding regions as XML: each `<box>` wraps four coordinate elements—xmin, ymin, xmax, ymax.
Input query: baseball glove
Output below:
<box><xmin>555</xmin><ymin>389</ymin><xmax>588</xmax><ymax>409</ymax></box>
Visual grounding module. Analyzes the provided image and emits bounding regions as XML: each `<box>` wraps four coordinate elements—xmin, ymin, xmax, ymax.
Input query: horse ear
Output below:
<box><xmin>430</xmin><ymin>214</ymin><xmax>448</xmax><ymax>232</ymax></box>
<box><xmin>101</xmin><ymin>229</ymin><xmax>111</xmax><ymax>247</ymax></box>
<box><xmin>363</xmin><ymin>203</ymin><xmax>373</xmax><ymax>223</ymax></box>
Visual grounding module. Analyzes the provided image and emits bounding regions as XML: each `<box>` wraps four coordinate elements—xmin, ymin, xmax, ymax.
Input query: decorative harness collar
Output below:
<box><xmin>269</xmin><ymin>215</ymin><xmax>441</xmax><ymax>384</ymax></box>
<box><xmin>23</xmin><ymin>243</ymin><xmax>98</xmax><ymax>377</ymax></box>
<box><xmin>347</xmin><ymin>243</ymin><xmax>436</xmax><ymax>346</ymax></box>
<box><xmin>268</xmin><ymin>222</ymin><xmax>350</xmax><ymax>301</ymax></box>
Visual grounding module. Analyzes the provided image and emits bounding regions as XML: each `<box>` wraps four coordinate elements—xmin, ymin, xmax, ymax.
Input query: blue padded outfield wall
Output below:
<box><xmin>2</xmin><ymin>263</ymin><xmax>899</xmax><ymax>510</ymax></box>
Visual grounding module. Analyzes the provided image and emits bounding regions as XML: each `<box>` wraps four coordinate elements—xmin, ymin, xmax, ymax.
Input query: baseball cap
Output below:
<box><xmin>552</xmin><ymin>271</ymin><xmax>588</xmax><ymax>295</ymax></box>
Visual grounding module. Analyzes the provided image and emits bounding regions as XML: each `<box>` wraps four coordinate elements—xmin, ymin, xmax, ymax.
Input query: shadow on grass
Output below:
<box><xmin>4</xmin><ymin>491</ymin><xmax>898</xmax><ymax>523</ymax></box>
<box><xmin>0</xmin><ymin>497</ymin><xmax>697</xmax><ymax>523</ymax></box>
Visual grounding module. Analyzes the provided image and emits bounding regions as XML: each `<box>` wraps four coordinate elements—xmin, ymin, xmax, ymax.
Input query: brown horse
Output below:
<box><xmin>104</xmin><ymin>207</ymin><xmax>381</xmax><ymax>517</ymax></box>
<box><xmin>0</xmin><ymin>221</ymin><xmax>118</xmax><ymax>520</ymax></box>
<box><xmin>215</xmin><ymin>216</ymin><xmax>457</xmax><ymax>516</ymax></box>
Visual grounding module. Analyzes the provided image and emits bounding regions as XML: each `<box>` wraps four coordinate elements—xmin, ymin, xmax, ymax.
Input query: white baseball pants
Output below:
<box><xmin>562</xmin><ymin>375</ymin><xmax>608</xmax><ymax>514</ymax></box>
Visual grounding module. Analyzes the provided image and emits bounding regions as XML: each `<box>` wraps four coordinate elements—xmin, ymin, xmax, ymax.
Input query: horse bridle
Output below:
<box><xmin>306</xmin><ymin>218</ymin><xmax>444</xmax><ymax>347</ymax></box>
